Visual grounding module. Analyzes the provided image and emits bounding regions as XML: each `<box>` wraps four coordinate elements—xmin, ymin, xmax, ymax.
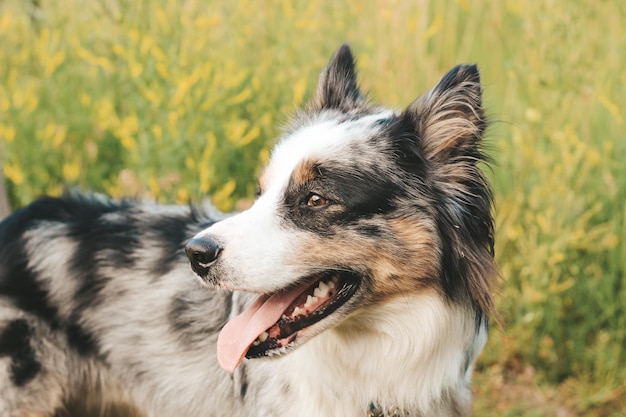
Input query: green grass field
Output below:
<box><xmin>1</xmin><ymin>0</ymin><xmax>624</xmax><ymax>415</ymax></box>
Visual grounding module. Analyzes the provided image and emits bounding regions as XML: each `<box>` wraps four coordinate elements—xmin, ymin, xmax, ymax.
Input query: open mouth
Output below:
<box><xmin>246</xmin><ymin>272</ymin><xmax>360</xmax><ymax>358</ymax></box>
<box><xmin>216</xmin><ymin>271</ymin><xmax>361</xmax><ymax>372</ymax></box>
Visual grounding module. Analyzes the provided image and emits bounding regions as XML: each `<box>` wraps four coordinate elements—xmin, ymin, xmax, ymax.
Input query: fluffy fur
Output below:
<box><xmin>0</xmin><ymin>45</ymin><xmax>496</xmax><ymax>417</ymax></box>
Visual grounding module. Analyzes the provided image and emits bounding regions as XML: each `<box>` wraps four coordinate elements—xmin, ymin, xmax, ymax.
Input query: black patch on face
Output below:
<box><xmin>282</xmin><ymin>162</ymin><xmax>404</xmax><ymax>235</ymax></box>
<box><xmin>325</xmin><ymin>165</ymin><xmax>400</xmax><ymax>216</ymax></box>
<box><xmin>0</xmin><ymin>319</ymin><xmax>41</xmax><ymax>386</ymax></box>
<box><xmin>280</xmin><ymin>116</ymin><xmax>433</xmax><ymax>237</ymax></box>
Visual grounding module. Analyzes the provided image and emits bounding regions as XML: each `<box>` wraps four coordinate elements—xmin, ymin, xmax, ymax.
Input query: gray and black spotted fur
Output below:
<box><xmin>0</xmin><ymin>194</ymin><xmax>240</xmax><ymax>416</ymax></box>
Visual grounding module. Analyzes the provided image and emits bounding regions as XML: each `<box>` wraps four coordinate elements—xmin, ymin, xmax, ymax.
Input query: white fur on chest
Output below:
<box><xmin>246</xmin><ymin>294</ymin><xmax>486</xmax><ymax>417</ymax></box>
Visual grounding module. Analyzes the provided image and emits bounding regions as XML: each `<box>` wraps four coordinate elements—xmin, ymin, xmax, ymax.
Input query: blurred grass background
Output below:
<box><xmin>0</xmin><ymin>0</ymin><xmax>624</xmax><ymax>415</ymax></box>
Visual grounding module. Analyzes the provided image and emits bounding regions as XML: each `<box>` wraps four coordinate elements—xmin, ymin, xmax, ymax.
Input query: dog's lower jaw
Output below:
<box><xmin>239</xmin><ymin>293</ymin><xmax>486</xmax><ymax>417</ymax></box>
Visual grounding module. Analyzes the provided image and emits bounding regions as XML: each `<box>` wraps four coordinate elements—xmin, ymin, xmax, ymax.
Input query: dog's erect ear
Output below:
<box><xmin>402</xmin><ymin>65</ymin><xmax>496</xmax><ymax>318</ymax></box>
<box><xmin>403</xmin><ymin>64</ymin><xmax>485</xmax><ymax>164</ymax></box>
<box><xmin>310</xmin><ymin>44</ymin><xmax>364</xmax><ymax>111</ymax></box>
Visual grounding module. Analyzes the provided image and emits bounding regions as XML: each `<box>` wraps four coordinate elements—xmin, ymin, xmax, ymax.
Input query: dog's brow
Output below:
<box><xmin>291</xmin><ymin>160</ymin><xmax>318</xmax><ymax>185</ymax></box>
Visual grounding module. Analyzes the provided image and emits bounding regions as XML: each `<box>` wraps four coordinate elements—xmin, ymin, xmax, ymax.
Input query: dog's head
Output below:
<box><xmin>186</xmin><ymin>45</ymin><xmax>496</xmax><ymax>372</ymax></box>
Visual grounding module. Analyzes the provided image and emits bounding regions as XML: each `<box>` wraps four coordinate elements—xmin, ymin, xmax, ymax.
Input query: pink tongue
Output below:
<box><xmin>217</xmin><ymin>283</ymin><xmax>307</xmax><ymax>373</ymax></box>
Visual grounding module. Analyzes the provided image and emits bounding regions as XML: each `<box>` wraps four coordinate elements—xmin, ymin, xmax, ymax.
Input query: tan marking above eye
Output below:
<box><xmin>307</xmin><ymin>193</ymin><xmax>328</xmax><ymax>207</ymax></box>
<box><xmin>293</xmin><ymin>160</ymin><xmax>318</xmax><ymax>184</ymax></box>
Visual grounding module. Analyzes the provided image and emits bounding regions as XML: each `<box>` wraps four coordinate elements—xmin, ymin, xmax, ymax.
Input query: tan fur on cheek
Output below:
<box><xmin>370</xmin><ymin>218</ymin><xmax>441</xmax><ymax>298</ymax></box>
<box><xmin>295</xmin><ymin>216</ymin><xmax>442</xmax><ymax>300</ymax></box>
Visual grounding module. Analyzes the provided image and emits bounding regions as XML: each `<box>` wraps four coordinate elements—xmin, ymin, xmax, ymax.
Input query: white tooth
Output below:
<box><xmin>305</xmin><ymin>295</ymin><xmax>318</xmax><ymax>308</ymax></box>
<box><xmin>258</xmin><ymin>331</ymin><xmax>268</xmax><ymax>342</ymax></box>
<box><xmin>281</xmin><ymin>314</ymin><xmax>288</xmax><ymax>320</ymax></box>
<box><xmin>252</xmin><ymin>340</ymin><xmax>260</xmax><ymax>346</ymax></box>
<box><xmin>293</xmin><ymin>307</ymin><xmax>302</xmax><ymax>316</ymax></box>
<box><xmin>314</xmin><ymin>281</ymin><xmax>329</xmax><ymax>298</ymax></box>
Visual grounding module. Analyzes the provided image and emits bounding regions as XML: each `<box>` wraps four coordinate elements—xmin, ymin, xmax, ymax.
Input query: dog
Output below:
<box><xmin>0</xmin><ymin>45</ymin><xmax>496</xmax><ymax>417</ymax></box>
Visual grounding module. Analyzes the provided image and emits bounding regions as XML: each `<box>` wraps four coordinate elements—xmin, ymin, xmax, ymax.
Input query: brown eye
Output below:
<box><xmin>306</xmin><ymin>193</ymin><xmax>328</xmax><ymax>207</ymax></box>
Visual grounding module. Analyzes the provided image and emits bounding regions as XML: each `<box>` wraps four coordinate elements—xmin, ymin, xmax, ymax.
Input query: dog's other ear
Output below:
<box><xmin>310</xmin><ymin>44</ymin><xmax>364</xmax><ymax>111</ymax></box>
<box><xmin>403</xmin><ymin>64</ymin><xmax>486</xmax><ymax>164</ymax></box>
<box><xmin>402</xmin><ymin>65</ymin><xmax>496</xmax><ymax>318</ymax></box>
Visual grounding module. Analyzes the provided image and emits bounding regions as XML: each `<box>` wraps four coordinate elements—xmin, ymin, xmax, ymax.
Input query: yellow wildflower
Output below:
<box><xmin>62</xmin><ymin>161</ymin><xmax>80</xmax><ymax>182</ymax></box>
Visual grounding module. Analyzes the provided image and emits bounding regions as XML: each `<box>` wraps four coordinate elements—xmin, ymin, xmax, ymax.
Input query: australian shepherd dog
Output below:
<box><xmin>0</xmin><ymin>45</ymin><xmax>496</xmax><ymax>417</ymax></box>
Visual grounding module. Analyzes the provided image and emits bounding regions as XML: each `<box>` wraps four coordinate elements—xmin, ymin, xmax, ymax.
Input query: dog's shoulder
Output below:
<box><xmin>0</xmin><ymin>192</ymin><xmax>130</xmax><ymax>239</ymax></box>
<box><xmin>0</xmin><ymin>191</ymin><xmax>219</xmax><ymax>241</ymax></box>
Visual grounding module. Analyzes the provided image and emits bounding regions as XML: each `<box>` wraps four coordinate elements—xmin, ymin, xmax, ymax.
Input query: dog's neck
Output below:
<box><xmin>244</xmin><ymin>294</ymin><xmax>485</xmax><ymax>417</ymax></box>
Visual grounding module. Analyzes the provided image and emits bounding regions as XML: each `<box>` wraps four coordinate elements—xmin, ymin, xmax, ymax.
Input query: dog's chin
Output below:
<box><xmin>243</xmin><ymin>270</ymin><xmax>362</xmax><ymax>360</ymax></box>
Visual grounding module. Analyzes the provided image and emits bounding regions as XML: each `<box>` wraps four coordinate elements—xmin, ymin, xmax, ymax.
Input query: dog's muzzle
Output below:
<box><xmin>185</xmin><ymin>236</ymin><xmax>222</xmax><ymax>276</ymax></box>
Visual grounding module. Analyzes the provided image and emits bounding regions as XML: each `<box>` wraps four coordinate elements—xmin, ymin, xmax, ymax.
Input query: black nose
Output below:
<box><xmin>185</xmin><ymin>236</ymin><xmax>222</xmax><ymax>276</ymax></box>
